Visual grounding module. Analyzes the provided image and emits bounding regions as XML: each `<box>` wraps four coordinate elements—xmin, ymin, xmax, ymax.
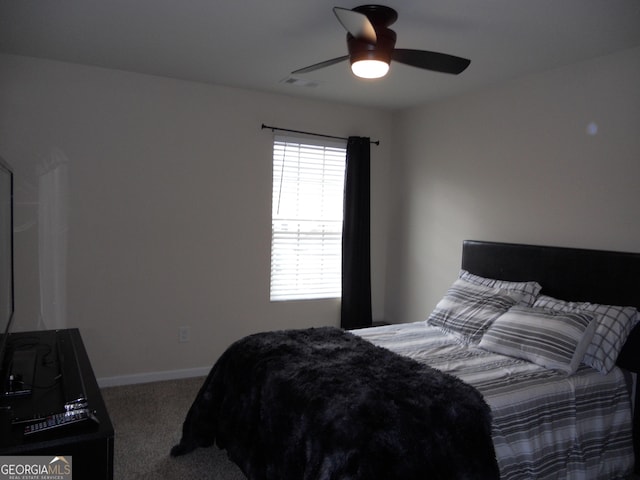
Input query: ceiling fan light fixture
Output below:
<box><xmin>291</xmin><ymin>6</ymin><xmax>471</xmax><ymax>79</ymax></box>
<box><xmin>351</xmin><ymin>59</ymin><xmax>389</xmax><ymax>78</ymax></box>
<box><xmin>347</xmin><ymin>28</ymin><xmax>395</xmax><ymax>79</ymax></box>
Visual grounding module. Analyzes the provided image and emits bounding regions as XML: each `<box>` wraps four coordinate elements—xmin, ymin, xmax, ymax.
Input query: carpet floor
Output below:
<box><xmin>101</xmin><ymin>376</ymin><xmax>246</xmax><ymax>479</ymax></box>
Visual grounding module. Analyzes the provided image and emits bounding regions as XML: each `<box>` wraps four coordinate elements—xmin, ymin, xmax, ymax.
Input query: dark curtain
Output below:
<box><xmin>341</xmin><ymin>136</ymin><xmax>372</xmax><ymax>329</ymax></box>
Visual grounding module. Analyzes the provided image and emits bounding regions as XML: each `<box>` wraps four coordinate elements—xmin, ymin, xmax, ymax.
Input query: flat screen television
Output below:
<box><xmin>0</xmin><ymin>156</ymin><xmax>33</xmax><ymax>397</ymax></box>
<box><xmin>0</xmin><ymin>156</ymin><xmax>14</xmax><ymax>370</ymax></box>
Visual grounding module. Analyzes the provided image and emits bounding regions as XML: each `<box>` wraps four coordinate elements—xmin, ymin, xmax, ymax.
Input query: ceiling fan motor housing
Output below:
<box><xmin>352</xmin><ymin>5</ymin><xmax>398</xmax><ymax>28</ymax></box>
<box><xmin>347</xmin><ymin>28</ymin><xmax>397</xmax><ymax>66</ymax></box>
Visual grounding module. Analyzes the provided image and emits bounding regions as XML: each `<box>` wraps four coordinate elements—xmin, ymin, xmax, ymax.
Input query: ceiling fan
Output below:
<box><xmin>292</xmin><ymin>5</ymin><xmax>471</xmax><ymax>79</ymax></box>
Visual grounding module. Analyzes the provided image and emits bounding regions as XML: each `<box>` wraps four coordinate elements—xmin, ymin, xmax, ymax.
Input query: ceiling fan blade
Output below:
<box><xmin>392</xmin><ymin>49</ymin><xmax>471</xmax><ymax>74</ymax></box>
<box><xmin>291</xmin><ymin>55</ymin><xmax>349</xmax><ymax>75</ymax></box>
<box><xmin>333</xmin><ymin>7</ymin><xmax>377</xmax><ymax>43</ymax></box>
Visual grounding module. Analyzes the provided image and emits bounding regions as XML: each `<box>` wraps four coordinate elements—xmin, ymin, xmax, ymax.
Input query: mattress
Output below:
<box><xmin>355</xmin><ymin>322</ymin><xmax>635</xmax><ymax>480</ymax></box>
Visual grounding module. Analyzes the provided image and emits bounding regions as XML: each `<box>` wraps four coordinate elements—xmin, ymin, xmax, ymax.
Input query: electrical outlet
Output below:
<box><xmin>179</xmin><ymin>326</ymin><xmax>190</xmax><ymax>343</ymax></box>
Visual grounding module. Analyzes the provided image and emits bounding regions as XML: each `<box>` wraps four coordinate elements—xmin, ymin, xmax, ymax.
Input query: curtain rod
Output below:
<box><xmin>261</xmin><ymin>124</ymin><xmax>380</xmax><ymax>146</ymax></box>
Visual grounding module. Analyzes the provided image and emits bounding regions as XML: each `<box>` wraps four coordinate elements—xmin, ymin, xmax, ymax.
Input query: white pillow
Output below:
<box><xmin>427</xmin><ymin>279</ymin><xmax>523</xmax><ymax>344</ymax></box>
<box><xmin>479</xmin><ymin>305</ymin><xmax>596</xmax><ymax>375</ymax></box>
<box><xmin>533</xmin><ymin>295</ymin><xmax>639</xmax><ymax>374</ymax></box>
<box><xmin>459</xmin><ymin>270</ymin><xmax>542</xmax><ymax>306</ymax></box>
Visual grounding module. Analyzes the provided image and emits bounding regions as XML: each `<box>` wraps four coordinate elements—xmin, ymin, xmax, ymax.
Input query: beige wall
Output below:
<box><xmin>385</xmin><ymin>45</ymin><xmax>640</xmax><ymax>325</ymax></box>
<box><xmin>0</xmin><ymin>54</ymin><xmax>393</xmax><ymax>383</ymax></box>
<box><xmin>3</xmin><ymin>45</ymin><xmax>639</xmax><ymax>384</ymax></box>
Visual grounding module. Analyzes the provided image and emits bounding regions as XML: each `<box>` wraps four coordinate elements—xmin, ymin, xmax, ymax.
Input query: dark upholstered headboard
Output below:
<box><xmin>460</xmin><ymin>240</ymin><xmax>640</xmax><ymax>372</ymax></box>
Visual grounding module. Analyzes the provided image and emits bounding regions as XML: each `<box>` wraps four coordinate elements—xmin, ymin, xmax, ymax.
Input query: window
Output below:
<box><xmin>270</xmin><ymin>135</ymin><xmax>347</xmax><ymax>301</ymax></box>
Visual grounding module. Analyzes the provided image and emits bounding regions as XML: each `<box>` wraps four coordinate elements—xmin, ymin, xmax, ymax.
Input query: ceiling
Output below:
<box><xmin>1</xmin><ymin>0</ymin><xmax>640</xmax><ymax>110</ymax></box>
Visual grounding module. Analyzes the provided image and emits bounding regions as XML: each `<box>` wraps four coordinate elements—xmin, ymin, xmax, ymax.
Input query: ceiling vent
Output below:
<box><xmin>281</xmin><ymin>77</ymin><xmax>319</xmax><ymax>88</ymax></box>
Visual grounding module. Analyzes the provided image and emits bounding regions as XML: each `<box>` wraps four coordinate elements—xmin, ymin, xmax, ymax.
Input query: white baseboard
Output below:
<box><xmin>97</xmin><ymin>366</ymin><xmax>211</xmax><ymax>388</ymax></box>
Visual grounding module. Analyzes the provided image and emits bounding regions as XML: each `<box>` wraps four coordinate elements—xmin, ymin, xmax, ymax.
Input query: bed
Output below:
<box><xmin>172</xmin><ymin>240</ymin><xmax>640</xmax><ymax>479</ymax></box>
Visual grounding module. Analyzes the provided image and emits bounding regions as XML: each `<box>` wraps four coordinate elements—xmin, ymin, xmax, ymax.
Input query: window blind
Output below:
<box><xmin>270</xmin><ymin>135</ymin><xmax>347</xmax><ymax>301</ymax></box>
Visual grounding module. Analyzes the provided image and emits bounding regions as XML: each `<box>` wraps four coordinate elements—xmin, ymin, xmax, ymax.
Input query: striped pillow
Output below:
<box><xmin>459</xmin><ymin>270</ymin><xmax>542</xmax><ymax>306</ymax></box>
<box><xmin>479</xmin><ymin>305</ymin><xmax>597</xmax><ymax>375</ymax></box>
<box><xmin>427</xmin><ymin>279</ymin><xmax>523</xmax><ymax>344</ymax></box>
<box><xmin>533</xmin><ymin>295</ymin><xmax>639</xmax><ymax>374</ymax></box>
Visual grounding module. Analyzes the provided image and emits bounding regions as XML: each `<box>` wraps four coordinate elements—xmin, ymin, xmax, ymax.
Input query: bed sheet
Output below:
<box><xmin>355</xmin><ymin>322</ymin><xmax>635</xmax><ymax>480</ymax></box>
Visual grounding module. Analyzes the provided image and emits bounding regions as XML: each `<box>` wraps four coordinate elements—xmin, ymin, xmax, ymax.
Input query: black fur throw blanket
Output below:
<box><xmin>171</xmin><ymin>327</ymin><xmax>499</xmax><ymax>479</ymax></box>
